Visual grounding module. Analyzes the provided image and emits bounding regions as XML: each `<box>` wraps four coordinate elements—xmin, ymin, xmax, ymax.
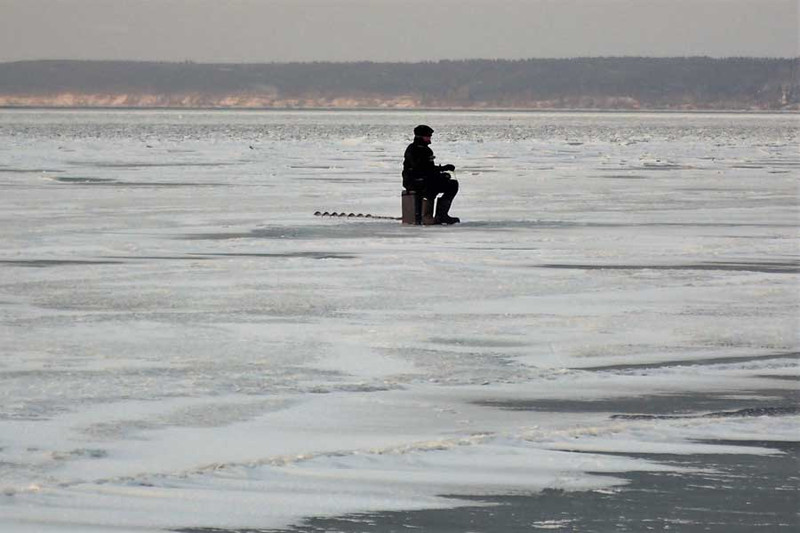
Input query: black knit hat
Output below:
<box><xmin>413</xmin><ymin>124</ymin><xmax>434</xmax><ymax>136</ymax></box>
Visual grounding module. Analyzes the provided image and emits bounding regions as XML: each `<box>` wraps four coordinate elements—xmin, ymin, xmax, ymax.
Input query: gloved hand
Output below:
<box><xmin>441</xmin><ymin>164</ymin><xmax>456</xmax><ymax>172</ymax></box>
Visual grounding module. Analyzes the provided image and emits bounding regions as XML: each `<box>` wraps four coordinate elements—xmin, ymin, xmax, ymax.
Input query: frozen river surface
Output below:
<box><xmin>0</xmin><ymin>110</ymin><xmax>798</xmax><ymax>532</ymax></box>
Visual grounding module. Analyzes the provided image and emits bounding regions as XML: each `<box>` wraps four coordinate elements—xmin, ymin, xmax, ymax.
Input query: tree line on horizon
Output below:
<box><xmin>0</xmin><ymin>57</ymin><xmax>797</xmax><ymax>109</ymax></box>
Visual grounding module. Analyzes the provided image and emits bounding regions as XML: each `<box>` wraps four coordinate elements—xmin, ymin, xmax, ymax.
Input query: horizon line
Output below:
<box><xmin>3</xmin><ymin>56</ymin><xmax>799</xmax><ymax>66</ymax></box>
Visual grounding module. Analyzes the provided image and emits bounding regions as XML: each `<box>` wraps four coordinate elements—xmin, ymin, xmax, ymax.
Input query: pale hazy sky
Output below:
<box><xmin>0</xmin><ymin>0</ymin><xmax>797</xmax><ymax>63</ymax></box>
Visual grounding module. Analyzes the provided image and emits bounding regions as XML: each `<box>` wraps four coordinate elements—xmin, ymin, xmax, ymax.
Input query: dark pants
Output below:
<box><xmin>423</xmin><ymin>172</ymin><xmax>459</xmax><ymax>202</ymax></box>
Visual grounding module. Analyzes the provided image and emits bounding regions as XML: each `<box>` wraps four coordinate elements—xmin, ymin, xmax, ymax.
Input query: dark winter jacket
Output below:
<box><xmin>402</xmin><ymin>136</ymin><xmax>442</xmax><ymax>190</ymax></box>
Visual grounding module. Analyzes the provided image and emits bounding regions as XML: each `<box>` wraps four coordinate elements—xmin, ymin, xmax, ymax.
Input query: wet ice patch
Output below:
<box><xmin>1</xmin><ymin>438</ymin><xmax>677</xmax><ymax>532</ymax></box>
<box><xmin>50</xmin><ymin>448</ymin><xmax>108</xmax><ymax>461</ymax></box>
<box><xmin>0</xmin><ymin>259</ymin><xmax>123</xmax><ymax>268</ymax></box>
<box><xmin>50</xmin><ymin>176</ymin><xmax>115</xmax><ymax>184</ymax></box>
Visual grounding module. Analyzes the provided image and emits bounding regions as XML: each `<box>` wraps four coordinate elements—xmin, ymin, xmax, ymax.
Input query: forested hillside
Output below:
<box><xmin>0</xmin><ymin>58</ymin><xmax>796</xmax><ymax>110</ymax></box>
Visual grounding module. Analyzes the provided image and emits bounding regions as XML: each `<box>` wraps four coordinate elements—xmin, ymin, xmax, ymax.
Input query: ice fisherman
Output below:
<box><xmin>402</xmin><ymin>124</ymin><xmax>460</xmax><ymax>225</ymax></box>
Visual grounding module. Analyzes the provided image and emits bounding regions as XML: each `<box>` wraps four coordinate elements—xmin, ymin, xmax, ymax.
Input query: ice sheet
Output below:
<box><xmin>0</xmin><ymin>110</ymin><xmax>797</xmax><ymax>531</ymax></box>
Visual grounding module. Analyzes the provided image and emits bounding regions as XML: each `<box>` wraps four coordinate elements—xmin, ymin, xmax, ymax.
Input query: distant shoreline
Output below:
<box><xmin>3</xmin><ymin>58</ymin><xmax>797</xmax><ymax>112</ymax></box>
<box><xmin>1</xmin><ymin>106</ymin><xmax>797</xmax><ymax>115</ymax></box>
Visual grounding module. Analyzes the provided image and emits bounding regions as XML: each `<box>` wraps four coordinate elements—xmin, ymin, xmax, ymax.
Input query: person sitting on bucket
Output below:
<box><xmin>402</xmin><ymin>125</ymin><xmax>460</xmax><ymax>225</ymax></box>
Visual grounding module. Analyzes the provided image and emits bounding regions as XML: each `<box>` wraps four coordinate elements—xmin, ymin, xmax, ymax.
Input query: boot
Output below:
<box><xmin>435</xmin><ymin>197</ymin><xmax>460</xmax><ymax>224</ymax></box>
<box><xmin>422</xmin><ymin>197</ymin><xmax>439</xmax><ymax>225</ymax></box>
